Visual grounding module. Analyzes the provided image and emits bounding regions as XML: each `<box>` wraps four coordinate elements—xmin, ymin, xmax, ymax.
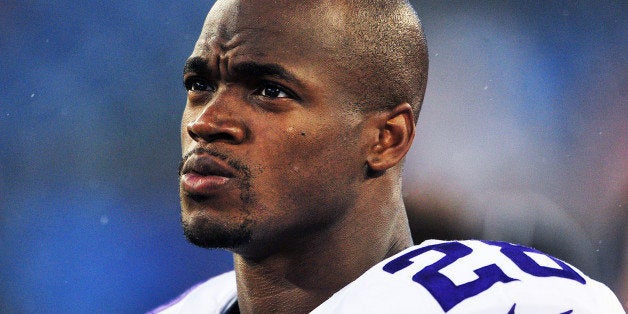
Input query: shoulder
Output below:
<box><xmin>313</xmin><ymin>240</ymin><xmax>624</xmax><ymax>314</ymax></box>
<box><xmin>150</xmin><ymin>271</ymin><xmax>237</xmax><ymax>314</ymax></box>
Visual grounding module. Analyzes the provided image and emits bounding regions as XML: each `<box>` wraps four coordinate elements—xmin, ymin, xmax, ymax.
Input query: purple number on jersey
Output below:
<box><xmin>482</xmin><ymin>241</ymin><xmax>585</xmax><ymax>284</ymax></box>
<box><xmin>383</xmin><ymin>241</ymin><xmax>585</xmax><ymax>312</ymax></box>
<box><xmin>383</xmin><ymin>242</ymin><xmax>517</xmax><ymax>311</ymax></box>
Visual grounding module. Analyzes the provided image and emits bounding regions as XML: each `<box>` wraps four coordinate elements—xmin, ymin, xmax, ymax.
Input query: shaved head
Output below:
<box><xmin>330</xmin><ymin>0</ymin><xmax>429</xmax><ymax>121</ymax></box>
<box><xmin>198</xmin><ymin>0</ymin><xmax>428</xmax><ymax>121</ymax></box>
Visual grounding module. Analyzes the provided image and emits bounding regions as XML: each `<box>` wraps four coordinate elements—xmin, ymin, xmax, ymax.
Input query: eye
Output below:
<box><xmin>184</xmin><ymin>77</ymin><xmax>216</xmax><ymax>92</ymax></box>
<box><xmin>255</xmin><ymin>83</ymin><xmax>291</xmax><ymax>99</ymax></box>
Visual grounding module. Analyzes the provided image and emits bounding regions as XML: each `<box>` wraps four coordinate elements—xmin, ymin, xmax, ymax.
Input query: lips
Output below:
<box><xmin>180</xmin><ymin>154</ymin><xmax>236</xmax><ymax>196</ymax></box>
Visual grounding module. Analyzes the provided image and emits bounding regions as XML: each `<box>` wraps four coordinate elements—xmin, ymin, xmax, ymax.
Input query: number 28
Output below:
<box><xmin>383</xmin><ymin>241</ymin><xmax>585</xmax><ymax>312</ymax></box>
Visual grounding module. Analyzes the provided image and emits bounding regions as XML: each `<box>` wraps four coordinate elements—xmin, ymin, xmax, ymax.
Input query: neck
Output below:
<box><xmin>233</xmin><ymin>194</ymin><xmax>412</xmax><ymax>313</ymax></box>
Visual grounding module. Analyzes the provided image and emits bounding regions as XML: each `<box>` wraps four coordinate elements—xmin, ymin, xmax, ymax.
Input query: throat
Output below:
<box><xmin>234</xmin><ymin>253</ymin><xmax>346</xmax><ymax>313</ymax></box>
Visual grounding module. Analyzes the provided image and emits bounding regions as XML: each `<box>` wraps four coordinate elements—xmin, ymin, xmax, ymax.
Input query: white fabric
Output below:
<box><xmin>313</xmin><ymin>240</ymin><xmax>624</xmax><ymax>313</ymax></box>
<box><xmin>152</xmin><ymin>271</ymin><xmax>237</xmax><ymax>314</ymax></box>
<box><xmin>153</xmin><ymin>240</ymin><xmax>624</xmax><ymax>313</ymax></box>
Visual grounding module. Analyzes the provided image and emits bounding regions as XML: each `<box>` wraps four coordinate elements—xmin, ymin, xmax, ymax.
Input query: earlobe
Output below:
<box><xmin>366</xmin><ymin>103</ymin><xmax>415</xmax><ymax>173</ymax></box>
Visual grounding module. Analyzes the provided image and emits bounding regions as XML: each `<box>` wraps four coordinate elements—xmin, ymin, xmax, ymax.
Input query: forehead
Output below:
<box><xmin>192</xmin><ymin>0</ymin><xmax>345</xmax><ymax>65</ymax></box>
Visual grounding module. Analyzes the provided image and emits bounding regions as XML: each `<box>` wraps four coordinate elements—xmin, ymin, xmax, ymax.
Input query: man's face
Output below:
<box><xmin>179</xmin><ymin>1</ymin><xmax>370</xmax><ymax>258</ymax></box>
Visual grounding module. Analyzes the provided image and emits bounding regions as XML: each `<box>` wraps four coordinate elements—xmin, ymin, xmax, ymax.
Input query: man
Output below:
<box><xmin>154</xmin><ymin>0</ymin><xmax>624</xmax><ymax>313</ymax></box>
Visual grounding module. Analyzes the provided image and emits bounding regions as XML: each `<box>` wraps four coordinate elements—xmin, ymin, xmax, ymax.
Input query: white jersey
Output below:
<box><xmin>152</xmin><ymin>240</ymin><xmax>624</xmax><ymax>313</ymax></box>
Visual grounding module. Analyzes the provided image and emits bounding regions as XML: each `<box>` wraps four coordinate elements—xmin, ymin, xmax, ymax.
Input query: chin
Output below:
<box><xmin>182</xmin><ymin>214</ymin><xmax>253</xmax><ymax>249</ymax></box>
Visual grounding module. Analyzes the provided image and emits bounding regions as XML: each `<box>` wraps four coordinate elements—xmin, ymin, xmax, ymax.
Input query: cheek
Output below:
<box><xmin>277</xmin><ymin>126</ymin><xmax>338</xmax><ymax>165</ymax></box>
<box><xmin>273</xmin><ymin>128</ymin><xmax>363</xmax><ymax>226</ymax></box>
<box><xmin>258</xmin><ymin>122</ymin><xmax>363</xmax><ymax>189</ymax></box>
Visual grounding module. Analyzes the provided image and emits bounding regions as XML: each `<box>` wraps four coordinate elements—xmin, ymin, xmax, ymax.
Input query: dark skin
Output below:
<box><xmin>179</xmin><ymin>1</ymin><xmax>418</xmax><ymax>312</ymax></box>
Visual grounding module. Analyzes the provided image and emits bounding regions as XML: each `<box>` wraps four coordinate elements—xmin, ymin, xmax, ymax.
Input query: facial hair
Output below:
<box><xmin>179</xmin><ymin>147</ymin><xmax>255</xmax><ymax>249</ymax></box>
<box><xmin>182</xmin><ymin>215</ymin><xmax>253</xmax><ymax>249</ymax></box>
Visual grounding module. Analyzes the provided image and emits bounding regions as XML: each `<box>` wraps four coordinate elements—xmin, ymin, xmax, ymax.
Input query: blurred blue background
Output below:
<box><xmin>1</xmin><ymin>1</ymin><xmax>625</xmax><ymax>312</ymax></box>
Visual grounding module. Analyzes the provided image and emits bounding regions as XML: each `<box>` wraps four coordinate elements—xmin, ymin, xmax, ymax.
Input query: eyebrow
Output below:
<box><xmin>183</xmin><ymin>56</ymin><xmax>304</xmax><ymax>88</ymax></box>
<box><xmin>232</xmin><ymin>62</ymin><xmax>302</xmax><ymax>85</ymax></box>
<box><xmin>183</xmin><ymin>56</ymin><xmax>212</xmax><ymax>77</ymax></box>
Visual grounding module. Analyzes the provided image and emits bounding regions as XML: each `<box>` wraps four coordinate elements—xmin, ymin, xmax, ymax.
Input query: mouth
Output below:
<box><xmin>180</xmin><ymin>153</ymin><xmax>237</xmax><ymax>197</ymax></box>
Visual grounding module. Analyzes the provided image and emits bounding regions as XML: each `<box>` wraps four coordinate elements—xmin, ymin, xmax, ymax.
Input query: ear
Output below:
<box><xmin>366</xmin><ymin>103</ymin><xmax>415</xmax><ymax>172</ymax></box>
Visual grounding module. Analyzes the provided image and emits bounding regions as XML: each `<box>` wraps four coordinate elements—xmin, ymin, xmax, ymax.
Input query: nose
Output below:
<box><xmin>185</xmin><ymin>96</ymin><xmax>247</xmax><ymax>145</ymax></box>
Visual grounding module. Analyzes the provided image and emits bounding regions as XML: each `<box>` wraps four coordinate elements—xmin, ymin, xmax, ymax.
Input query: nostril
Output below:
<box><xmin>186</xmin><ymin>122</ymin><xmax>201</xmax><ymax>142</ymax></box>
<box><xmin>186</xmin><ymin>120</ymin><xmax>244</xmax><ymax>144</ymax></box>
<box><xmin>187</xmin><ymin>130</ymin><xmax>197</xmax><ymax>142</ymax></box>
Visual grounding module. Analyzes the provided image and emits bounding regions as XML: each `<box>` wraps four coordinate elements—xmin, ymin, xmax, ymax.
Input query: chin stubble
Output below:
<box><xmin>179</xmin><ymin>147</ymin><xmax>256</xmax><ymax>249</ymax></box>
